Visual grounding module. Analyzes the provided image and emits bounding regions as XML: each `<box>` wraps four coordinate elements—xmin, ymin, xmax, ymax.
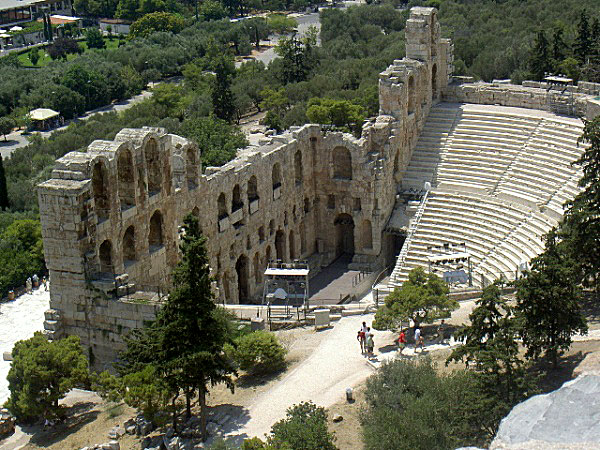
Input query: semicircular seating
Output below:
<box><xmin>389</xmin><ymin>103</ymin><xmax>585</xmax><ymax>289</ymax></box>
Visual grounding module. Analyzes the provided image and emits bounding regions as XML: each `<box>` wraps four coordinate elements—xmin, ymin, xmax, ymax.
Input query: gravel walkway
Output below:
<box><xmin>226</xmin><ymin>313</ymin><xmax>394</xmax><ymax>441</ymax></box>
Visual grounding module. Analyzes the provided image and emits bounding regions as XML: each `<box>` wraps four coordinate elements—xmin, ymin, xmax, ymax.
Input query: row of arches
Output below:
<box><xmin>97</xmin><ymin>210</ymin><xmax>165</xmax><ymax>274</ymax></box>
<box><xmin>92</xmin><ymin>140</ymin><xmax>199</xmax><ymax>221</ymax></box>
<box><xmin>217</xmin><ymin>146</ymin><xmax>354</xmax><ymax>225</ymax></box>
<box><xmin>221</xmin><ymin>215</ymin><xmax>373</xmax><ymax>303</ymax></box>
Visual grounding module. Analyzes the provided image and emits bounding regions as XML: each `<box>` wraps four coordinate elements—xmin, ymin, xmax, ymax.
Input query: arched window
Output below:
<box><xmin>258</xmin><ymin>226</ymin><xmax>265</xmax><ymax>243</ymax></box>
<box><xmin>186</xmin><ymin>148</ymin><xmax>199</xmax><ymax>190</ymax></box>
<box><xmin>272</xmin><ymin>162</ymin><xmax>282</xmax><ymax>197</ymax></box>
<box><xmin>117</xmin><ymin>150</ymin><xmax>135</xmax><ymax>210</ymax></box>
<box><xmin>275</xmin><ymin>230</ymin><xmax>285</xmax><ymax>261</ymax></box>
<box><xmin>294</xmin><ymin>150</ymin><xmax>303</xmax><ymax>185</ymax></box>
<box><xmin>247</xmin><ymin>175</ymin><xmax>258</xmax><ymax>202</ymax></box>
<box><xmin>149</xmin><ymin>210</ymin><xmax>164</xmax><ymax>250</ymax></box>
<box><xmin>123</xmin><ymin>226</ymin><xmax>136</xmax><ymax>265</ymax></box>
<box><xmin>218</xmin><ymin>193</ymin><xmax>227</xmax><ymax>219</ymax></box>
<box><xmin>236</xmin><ymin>255</ymin><xmax>249</xmax><ymax>302</ymax></box>
<box><xmin>222</xmin><ymin>272</ymin><xmax>231</xmax><ymax>300</ymax></box>
<box><xmin>334</xmin><ymin>214</ymin><xmax>355</xmax><ymax>257</ymax></box>
<box><xmin>254</xmin><ymin>252</ymin><xmax>262</xmax><ymax>284</ymax></box>
<box><xmin>304</xmin><ymin>197</ymin><xmax>310</xmax><ymax>213</ymax></box>
<box><xmin>289</xmin><ymin>230</ymin><xmax>296</xmax><ymax>260</ymax></box>
<box><xmin>145</xmin><ymin>138</ymin><xmax>162</xmax><ymax>194</ymax></box>
<box><xmin>408</xmin><ymin>76</ymin><xmax>415</xmax><ymax>115</ymax></box>
<box><xmin>99</xmin><ymin>239</ymin><xmax>112</xmax><ymax>273</ymax></box>
<box><xmin>362</xmin><ymin>220</ymin><xmax>373</xmax><ymax>250</ymax></box>
<box><xmin>92</xmin><ymin>161</ymin><xmax>110</xmax><ymax>222</ymax></box>
<box><xmin>300</xmin><ymin>222</ymin><xmax>306</xmax><ymax>255</ymax></box>
<box><xmin>332</xmin><ymin>147</ymin><xmax>352</xmax><ymax>180</ymax></box>
<box><xmin>269</xmin><ymin>219</ymin><xmax>275</xmax><ymax>236</ymax></box>
<box><xmin>266</xmin><ymin>246</ymin><xmax>272</xmax><ymax>264</ymax></box>
<box><xmin>232</xmin><ymin>184</ymin><xmax>243</xmax><ymax>212</ymax></box>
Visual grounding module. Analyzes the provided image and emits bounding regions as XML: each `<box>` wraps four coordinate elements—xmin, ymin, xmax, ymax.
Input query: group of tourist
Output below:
<box><xmin>357</xmin><ymin>319</ymin><xmax>451</xmax><ymax>358</ymax></box>
<box><xmin>357</xmin><ymin>322</ymin><xmax>376</xmax><ymax>358</ymax></box>
<box><xmin>24</xmin><ymin>274</ymin><xmax>48</xmax><ymax>294</ymax></box>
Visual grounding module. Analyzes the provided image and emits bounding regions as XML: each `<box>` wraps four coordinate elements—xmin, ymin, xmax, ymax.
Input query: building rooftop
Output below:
<box><xmin>1</xmin><ymin>0</ymin><xmax>56</xmax><ymax>11</ymax></box>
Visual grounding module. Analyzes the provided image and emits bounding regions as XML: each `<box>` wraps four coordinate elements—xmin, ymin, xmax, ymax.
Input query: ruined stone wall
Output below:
<box><xmin>37</xmin><ymin>6</ymin><xmax>451</xmax><ymax>369</ymax></box>
<box><xmin>445</xmin><ymin>79</ymin><xmax>600</xmax><ymax>120</ymax></box>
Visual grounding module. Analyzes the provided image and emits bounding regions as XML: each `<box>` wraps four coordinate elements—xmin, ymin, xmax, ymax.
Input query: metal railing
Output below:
<box><xmin>371</xmin><ymin>264</ymin><xmax>394</xmax><ymax>306</ymax></box>
<box><xmin>390</xmin><ymin>189</ymin><xmax>430</xmax><ymax>282</ymax></box>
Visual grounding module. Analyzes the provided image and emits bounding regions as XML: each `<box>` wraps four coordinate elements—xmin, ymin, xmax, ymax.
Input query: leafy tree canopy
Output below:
<box><xmin>268</xmin><ymin>401</ymin><xmax>337</xmax><ymax>450</ymax></box>
<box><xmin>5</xmin><ymin>333</ymin><xmax>89</xmax><ymax>423</ymax></box>
<box><xmin>130</xmin><ymin>12</ymin><xmax>185</xmax><ymax>38</ymax></box>
<box><xmin>373</xmin><ymin>267</ymin><xmax>456</xmax><ymax>329</ymax></box>
<box><xmin>515</xmin><ymin>230</ymin><xmax>588</xmax><ymax>367</ymax></box>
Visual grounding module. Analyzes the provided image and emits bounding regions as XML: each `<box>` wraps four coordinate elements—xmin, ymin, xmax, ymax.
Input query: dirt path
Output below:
<box><xmin>223</xmin><ymin>313</ymin><xmax>393</xmax><ymax>442</ymax></box>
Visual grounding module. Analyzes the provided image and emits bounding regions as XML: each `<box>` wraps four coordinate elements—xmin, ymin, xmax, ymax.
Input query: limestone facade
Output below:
<box><xmin>38</xmin><ymin>7</ymin><xmax>452</xmax><ymax>368</ymax></box>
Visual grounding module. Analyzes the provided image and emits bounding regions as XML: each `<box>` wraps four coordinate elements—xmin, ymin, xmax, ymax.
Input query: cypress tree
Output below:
<box><xmin>530</xmin><ymin>30</ymin><xmax>551</xmax><ymax>81</ymax></box>
<box><xmin>574</xmin><ymin>10</ymin><xmax>592</xmax><ymax>63</ymax></box>
<box><xmin>212</xmin><ymin>54</ymin><xmax>235</xmax><ymax>123</ymax></box>
<box><xmin>0</xmin><ymin>156</ymin><xmax>9</xmax><ymax>211</ymax></box>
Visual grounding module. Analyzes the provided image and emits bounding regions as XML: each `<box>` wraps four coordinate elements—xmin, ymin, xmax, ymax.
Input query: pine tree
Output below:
<box><xmin>592</xmin><ymin>18</ymin><xmax>600</xmax><ymax>57</ymax></box>
<box><xmin>0</xmin><ymin>155</ymin><xmax>8</xmax><ymax>210</ymax></box>
<box><xmin>530</xmin><ymin>30</ymin><xmax>551</xmax><ymax>80</ymax></box>
<box><xmin>515</xmin><ymin>230</ymin><xmax>588</xmax><ymax>368</ymax></box>
<box><xmin>574</xmin><ymin>10</ymin><xmax>592</xmax><ymax>63</ymax></box>
<box><xmin>118</xmin><ymin>213</ymin><xmax>236</xmax><ymax>440</ymax></box>
<box><xmin>212</xmin><ymin>54</ymin><xmax>236</xmax><ymax>123</ymax></box>
<box><xmin>447</xmin><ymin>283</ymin><xmax>537</xmax><ymax>429</ymax></box>
<box><xmin>5</xmin><ymin>333</ymin><xmax>89</xmax><ymax>422</ymax></box>
<box><xmin>551</xmin><ymin>26</ymin><xmax>568</xmax><ymax>62</ymax></box>
<box><xmin>563</xmin><ymin>116</ymin><xmax>600</xmax><ymax>289</ymax></box>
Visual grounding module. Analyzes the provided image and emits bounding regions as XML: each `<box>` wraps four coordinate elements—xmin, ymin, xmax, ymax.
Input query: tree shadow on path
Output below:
<box><xmin>27</xmin><ymin>401</ymin><xmax>100</xmax><ymax>448</ymax></box>
<box><xmin>531</xmin><ymin>351</ymin><xmax>588</xmax><ymax>394</ymax></box>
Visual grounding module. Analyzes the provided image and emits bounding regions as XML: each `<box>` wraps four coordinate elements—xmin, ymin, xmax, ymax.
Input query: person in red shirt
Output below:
<box><xmin>397</xmin><ymin>329</ymin><xmax>407</xmax><ymax>354</ymax></box>
<box><xmin>357</xmin><ymin>330</ymin><xmax>366</xmax><ymax>354</ymax></box>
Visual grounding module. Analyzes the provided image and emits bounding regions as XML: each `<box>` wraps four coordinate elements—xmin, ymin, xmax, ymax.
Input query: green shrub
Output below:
<box><xmin>233</xmin><ymin>330</ymin><xmax>287</xmax><ymax>375</ymax></box>
<box><xmin>268</xmin><ymin>401</ymin><xmax>336</xmax><ymax>450</ymax></box>
<box><xmin>361</xmin><ymin>358</ymin><xmax>490</xmax><ymax>450</ymax></box>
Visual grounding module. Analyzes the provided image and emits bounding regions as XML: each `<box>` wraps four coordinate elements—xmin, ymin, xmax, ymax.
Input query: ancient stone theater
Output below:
<box><xmin>38</xmin><ymin>7</ymin><xmax>600</xmax><ymax>368</ymax></box>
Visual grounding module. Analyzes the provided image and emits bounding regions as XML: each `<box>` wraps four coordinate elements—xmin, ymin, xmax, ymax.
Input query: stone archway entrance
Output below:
<box><xmin>334</xmin><ymin>214</ymin><xmax>354</xmax><ymax>258</ymax></box>
<box><xmin>236</xmin><ymin>255</ymin><xmax>249</xmax><ymax>303</ymax></box>
<box><xmin>275</xmin><ymin>230</ymin><xmax>285</xmax><ymax>261</ymax></box>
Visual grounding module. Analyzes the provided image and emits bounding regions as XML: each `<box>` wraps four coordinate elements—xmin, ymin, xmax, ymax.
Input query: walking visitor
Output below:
<box><xmin>414</xmin><ymin>326</ymin><xmax>424</xmax><ymax>353</ymax></box>
<box><xmin>366</xmin><ymin>327</ymin><xmax>375</xmax><ymax>357</ymax></box>
<box><xmin>357</xmin><ymin>329</ymin><xmax>366</xmax><ymax>353</ymax></box>
<box><xmin>397</xmin><ymin>329</ymin><xmax>406</xmax><ymax>354</ymax></box>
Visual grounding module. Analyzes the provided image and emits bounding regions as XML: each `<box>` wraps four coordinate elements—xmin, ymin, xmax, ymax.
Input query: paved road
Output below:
<box><xmin>0</xmin><ymin>88</ymin><xmax>155</xmax><ymax>159</ymax></box>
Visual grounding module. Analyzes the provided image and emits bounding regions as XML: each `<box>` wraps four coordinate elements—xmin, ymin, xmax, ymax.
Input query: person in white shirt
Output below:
<box><xmin>414</xmin><ymin>326</ymin><xmax>424</xmax><ymax>352</ymax></box>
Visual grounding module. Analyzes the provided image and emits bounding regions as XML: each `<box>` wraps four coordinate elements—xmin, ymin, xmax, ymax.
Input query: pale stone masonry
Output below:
<box><xmin>37</xmin><ymin>7</ymin><xmax>452</xmax><ymax>369</ymax></box>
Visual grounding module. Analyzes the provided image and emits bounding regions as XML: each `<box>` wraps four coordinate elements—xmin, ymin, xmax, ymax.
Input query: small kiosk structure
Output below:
<box><xmin>426</xmin><ymin>242</ymin><xmax>472</xmax><ymax>287</ymax></box>
<box><xmin>28</xmin><ymin>108</ymin><xmax>60</xmax><ymax>131</ymax></box>
<box><xmin>544</xmin><ymin>75</ymin><xmax>574</xmax><ymax>116</ymax></box>
<box><xmin>262</xmin><ymin>261</ymin><xmax>309</xmax><ymax>323</ymax></box>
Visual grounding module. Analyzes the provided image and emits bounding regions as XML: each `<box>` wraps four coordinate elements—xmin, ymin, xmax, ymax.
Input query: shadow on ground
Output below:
<box><xmin>532</xmin><ymin>351</ymin><xmax>588</xmax><ymax>394</ymax></box>
<box><xmin>27</xmin><ymin>402</ymin><xmax>100</xmax><ymax>447</ymax></box>
<box><xmin>209</xmin><ymin>404</ymin><xmax>251</xmax><ymax>446</ymax></box>
<box><xmin>0</xmin><ymin>139</ymin><xmax>18</xmax><ymax>146</ymax></box>
<box><xmin>236</xmin><ymin>368</ymin><xmax>286</xmax><ymax>388</ymax></box>
<box><xmin>377</xmin><ymin>343</ymin><xmax>398</xmax><ymax>354</ymax></box>
<box><xmin>580</xmin><ymin>293</ymin><xmax>600</xmax><ymax>325</ymax></box>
